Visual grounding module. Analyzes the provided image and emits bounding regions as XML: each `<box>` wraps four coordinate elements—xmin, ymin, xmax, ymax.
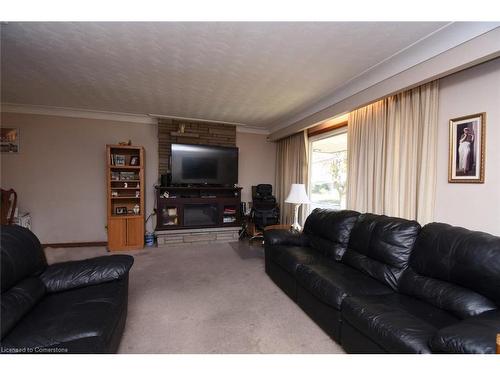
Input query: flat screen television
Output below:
<box><xmin>171</xmin><ymin>143</ymin><xmax>238</xmax><ymax>186</ymax></box>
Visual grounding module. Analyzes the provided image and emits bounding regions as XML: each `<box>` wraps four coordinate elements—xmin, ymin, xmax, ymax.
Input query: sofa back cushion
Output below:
<box><xmin>341</xmin><ymin>213</ymin><xmax>421</xmax><ymax>290</ymax></box>
<box><xmin>1</xmin><ymin>225</ymin><xmax>47</xmax><ymax>293</ymax></box>
<box><xmin>399</xmin><ymin>223</ymin><xmax>500</xmax><ymax>318</ymax></box>
<box><xmin>303</xmin><ymin>208</ymin><xmax>360</xmax><ymax>261</ymax></box>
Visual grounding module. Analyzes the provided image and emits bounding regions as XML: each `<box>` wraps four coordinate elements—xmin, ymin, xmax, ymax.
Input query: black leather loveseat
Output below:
<box><xmin>1</xmin><ymin>225</ymin><xmax>134</xmax><ymax>353</ymax></box>
<box><xmin>264</xmin><ymin>208</ymin><xmax>500</xmax><ymax>354</ymax></box>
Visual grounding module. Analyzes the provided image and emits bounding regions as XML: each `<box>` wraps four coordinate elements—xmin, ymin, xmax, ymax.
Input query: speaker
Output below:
<box><xmin>161</xmin><ymin>173</ymin><xmax>171</xmax><ymax>187</ymax></box>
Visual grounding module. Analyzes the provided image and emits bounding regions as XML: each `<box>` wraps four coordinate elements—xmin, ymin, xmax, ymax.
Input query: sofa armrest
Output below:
<box><xmin>264</xmin><ymin>229</ymin><xmax>309</xmax><ymax>247</ymax></box>
<box><xmin>430</xmin><ymin>309</ymin><xmax>500</xmax><ymax>354</ymax></box>
<box><xmin>40</xmin><ymin>255</ymin><xmax>134</xmax><ymax>293</ymax></box>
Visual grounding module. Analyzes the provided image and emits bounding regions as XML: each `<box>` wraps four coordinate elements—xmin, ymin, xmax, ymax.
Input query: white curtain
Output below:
<box><xmin>347</xmin><ymin>81</ymin><xmax>439</xmax><ymax>224</ymax></box>
<box><xmin>275</xmin><ymin>130</ymin><xmax>309</xmax><ymax>224</ymax></box>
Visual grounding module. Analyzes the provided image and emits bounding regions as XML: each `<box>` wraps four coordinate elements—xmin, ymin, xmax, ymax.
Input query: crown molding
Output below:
<box><xmin>0</xmin><ymin>103</ymin><xmax>271</xmax><ymax>134</ymax></box>
<box><xmin>149</xmin><ymin>113</ymin><xmax>246</xmax><ymax>127</ymax></box>
<box><xmin>236</xmin><ymin>125</ymin><xmax>270</xmax><ymax>135</ymax></box>
<box><xmin>149</xmin><ymin>113</ymin><xmax>269</xmax><ymax>134</ymax></box>
<box><xmin>1</xmin><ymin>103</ymin><xmax>156</xmax><ymax>124</ymax></box>
<box><xmin>268</xmin><ymin>22</ymin><xmax>500</xmax><ymax>138</ymax></box>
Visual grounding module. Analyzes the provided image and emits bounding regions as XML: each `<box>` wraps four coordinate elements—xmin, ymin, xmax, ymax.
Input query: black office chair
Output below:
<box><xmin>248</xmin><ymin>184</ymin><xmax>280</xmax><ymax>241</ymax></box>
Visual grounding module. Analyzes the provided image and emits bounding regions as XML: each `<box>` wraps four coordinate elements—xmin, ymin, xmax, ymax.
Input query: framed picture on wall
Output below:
<box><xmin>448</xmin><ymin>112</ymin><xmax>486</xmax><ymax>183</ymax></box>
<box><xmin>0</xmin><ymin>128</ymin><xmax>20</xmax><ymax>153</ymax></box>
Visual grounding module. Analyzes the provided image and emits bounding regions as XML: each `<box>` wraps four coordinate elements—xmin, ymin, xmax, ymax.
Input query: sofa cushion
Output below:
<box><xmin>399</xmin><ymin>268</ymin><xmax>497</xmax><ymax>319</ymax></box>
<box><xmin>1</xmin><ymin>277</ymin><xmax>128</xmax><ymax>352</ymax></box>
<box><xmin>399</xmin><ymin>223</ymin><xmax>500</xmax><ymax>318</ymax></box>
<box><xmin>40</xmin><ymin>255</ymin><xmax>134</xmax><ymax>293</ymax></box>
<box><xmin>342</xmin><ymin>294</ymin><xmax>459</xmax><ymax>353</ymax></box>
<box><xmin>341</xmin><ymin>214</ymin><xmax>421</xmax><ymax>290</ymax></box>
<box><xmin>430</xmin><ymin>309</ymin><xmax>500</xmax><ymax>354</ymax></box>
<box><xmin>1</xmin><ymin>225</ymin><xmax>47</xmax><ymax>293</ymax></box>
<box><xmin>296</xmin><ymin>261</ymin><xmax>393</xmax><ymax>310</ymax></box>
<box><xmin>269</xmin><ymin>245</ymin><xmax>322</xmax><ymax>275</ymax></box>
<box><xmin>303</xmin><ymin>209</ymin><xmax>360</xmax><ymax>260</ymax></box>
<box><xmin>1</xmin><ymin>277</ymin><xmax>46</xmax><ymax>338</ymax></box>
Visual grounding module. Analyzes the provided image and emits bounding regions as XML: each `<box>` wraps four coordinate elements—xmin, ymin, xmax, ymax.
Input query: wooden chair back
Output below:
<box><xmin>1</xmin><ymin>188</ymin><xmax>17</xmax><ymax>225</ymax></box>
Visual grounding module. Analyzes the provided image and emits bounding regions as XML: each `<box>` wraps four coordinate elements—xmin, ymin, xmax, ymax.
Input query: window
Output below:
<box><xmin>308</xmin><ymin>128</ymin><xmax>348</xmax><ymax>212</ymax></box>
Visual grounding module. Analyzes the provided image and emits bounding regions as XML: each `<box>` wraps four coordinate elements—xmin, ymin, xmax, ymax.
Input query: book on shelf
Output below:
<box><xmin>223</xmin><ymin>217</ymin><xmax>236</xmax><ymax>223</ymax></box>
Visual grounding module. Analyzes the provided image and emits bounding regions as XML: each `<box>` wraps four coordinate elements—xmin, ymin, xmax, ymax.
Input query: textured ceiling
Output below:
<box><xmin>1</xmin><ymin>22</ymin><xmax>447</xmax><ymax>128</ymax></box>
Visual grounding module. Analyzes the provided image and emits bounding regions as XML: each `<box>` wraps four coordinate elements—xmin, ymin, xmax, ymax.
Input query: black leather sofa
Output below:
<box><xmin>264</xmin><ymin>208</ymin><xmax>500</xmax><ymax>354</ymax></box>
<box><xmin>1</xmin><ymin>225</ymin><xmax>134</xmax><ymax>353</ymax></box>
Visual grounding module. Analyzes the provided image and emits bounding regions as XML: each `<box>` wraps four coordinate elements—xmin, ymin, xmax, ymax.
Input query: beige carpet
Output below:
<box><xmin>45</xmin><ymin>241</ymin><xmax>344</xmax><ymax>354</ymax></box>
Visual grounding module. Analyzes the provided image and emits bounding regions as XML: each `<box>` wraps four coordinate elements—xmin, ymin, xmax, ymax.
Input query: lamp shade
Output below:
<box><xmin>285</xmin><ymin>184</ymin><xmax>310</xmax><ymax>204</ymax></box>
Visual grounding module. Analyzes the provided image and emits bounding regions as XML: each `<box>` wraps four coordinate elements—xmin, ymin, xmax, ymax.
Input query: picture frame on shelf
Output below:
<box><xmin>114</xmin><ymin>155</ymin><xmax>126</xmax><ymax>166</ymax></box>
<box><xmin>130</xmin><ymin>156</ymin><xmax>140</xmax><ymax>166</ymax></box>
<box><xmin>448</xmin><ymin>112</ymin><xmax>486</xmax><ymax>183</ymax></box>
<box><xmin>115</xmin><ymin>206</ymin><xmax>128</xmax><ymax>215</ymax></box>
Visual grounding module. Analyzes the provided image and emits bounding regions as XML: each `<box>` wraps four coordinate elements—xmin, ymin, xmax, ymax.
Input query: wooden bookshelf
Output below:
<box><xmin>106</xmin><ymin>145</ymin><xmax>145</xmax><ymax>251</ymax></box>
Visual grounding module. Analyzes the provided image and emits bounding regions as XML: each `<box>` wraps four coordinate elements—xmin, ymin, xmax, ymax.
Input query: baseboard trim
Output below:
<box><xmin>43</xmin><ymin>241</ymin><xmax>107</xmax><ymax>249</ymax></box>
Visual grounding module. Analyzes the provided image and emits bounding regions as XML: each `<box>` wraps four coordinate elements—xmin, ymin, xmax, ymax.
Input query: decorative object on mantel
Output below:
<box><xmin>119</xmin><ymin>140</ymin><xmax>132</xmax><ymax>146</ymax></box>
<box><xmin>1</xmin><ymin>128</ymin><xmax>20</xmax><ymax>153</ymax></box>
<box><xmin>285</xmin><ymin>183</ymin><xmax>311</xmax><ymax>232</ymax></box>
<box><xmin>448</xmin><ymin>112</ymin><xmax>486</xmax><ymax>183</ymax></box>
<box><xmin>170</xmin><ymin>122</ymin><xmax>200</xmax><ymax>138</ymax></box>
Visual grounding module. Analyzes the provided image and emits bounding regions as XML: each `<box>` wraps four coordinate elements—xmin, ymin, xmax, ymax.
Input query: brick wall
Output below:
<box><xmin>158</xmin><ymin>118</ymin><xmax>236</xmax><ymax>175</ymax></box>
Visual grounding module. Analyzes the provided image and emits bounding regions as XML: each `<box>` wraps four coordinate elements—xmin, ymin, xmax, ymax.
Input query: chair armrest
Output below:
<box><xmin>264</xmin><ymin>229</ymin><xmax>309</xmax><ymax>247</ymax></box>
<box><xmin>40</xmin><ymin>255</ymin><xmax>134</xmax><ymax>293</ymax></box>
<box><xmin>430</xmin><ymin>309</ymin><xmax>500</xmax><ymax>354</ymax></box>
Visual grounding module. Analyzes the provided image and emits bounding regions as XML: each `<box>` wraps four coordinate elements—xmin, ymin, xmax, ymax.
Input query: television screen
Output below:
<box><xmin>171</xmin><ymin>143</ymin><xmax>238</xmax><ymax>186</ymax></box>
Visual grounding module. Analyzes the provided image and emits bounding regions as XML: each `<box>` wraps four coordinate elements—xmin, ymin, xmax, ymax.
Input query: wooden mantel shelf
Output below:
<box><xmin>170</xmin><ymin>131</ymin><xmax>199</xmax><ymax>138</ymax></box>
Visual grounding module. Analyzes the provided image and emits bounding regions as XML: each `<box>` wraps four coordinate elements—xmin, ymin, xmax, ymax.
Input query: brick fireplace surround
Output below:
<box><xmin>156</xmin><ymin>118</ymin><xmax>240</xmax><ymax>245</ymax></box>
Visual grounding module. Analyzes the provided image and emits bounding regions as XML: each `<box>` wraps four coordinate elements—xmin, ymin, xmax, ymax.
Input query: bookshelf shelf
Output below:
<box><xmin>109</xmin><ymin>166</ymin><xmax>141</xmax><ymax>170</ymax></box>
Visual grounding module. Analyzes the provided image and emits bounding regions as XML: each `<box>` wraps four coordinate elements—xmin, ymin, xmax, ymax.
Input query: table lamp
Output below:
<box><xmin>285</xmin><ymin>183</ymin><xmax>310</xmax><ymax>232</ymax></box>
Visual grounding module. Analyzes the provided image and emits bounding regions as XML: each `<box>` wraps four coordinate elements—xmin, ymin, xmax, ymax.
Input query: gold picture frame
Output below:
<box><xmin>0</xmin><ymin>128</ymin><xmax>20</xmax><ymax>153</ymax></box>
<box><xmin>448</xmin><ymin>112</ymin><xmax>486</xmax><ymax>183</ymax></box>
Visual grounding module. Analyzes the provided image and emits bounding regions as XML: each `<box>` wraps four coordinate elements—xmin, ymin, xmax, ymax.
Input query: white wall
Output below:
<box><xmin>236</xmin><ymin>132</ymin><xmax>276</xmax><ymax>203</ymax></box>
<box><xmin>435</xmin><ymin>58</ymin><xmax>500</xmax><ymax>235</ymax></box>
<box><xmin>0</xmin><ymin>112</ymin><xmax>158</xmax><ymax>243</ymax></box>
<box><xmin>0</xmin><ymin>112</ymin><xmax>277</xmax><ymax>243</ymax></box>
